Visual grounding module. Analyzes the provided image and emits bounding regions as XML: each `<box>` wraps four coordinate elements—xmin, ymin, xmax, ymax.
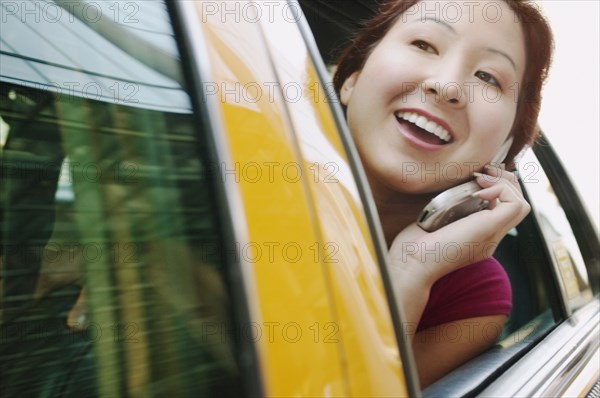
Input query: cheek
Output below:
<box><xmin>362</xmin><ymin>49</ymin><xmax>420</xmax><ymax>97</ymax></box>
<box><xmin>473</xmin><ymin>99</ymin><xmax>518</xmax><ymax>141</ymax></box>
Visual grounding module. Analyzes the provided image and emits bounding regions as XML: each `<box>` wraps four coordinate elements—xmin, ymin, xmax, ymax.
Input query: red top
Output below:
<box><xmin>417</xmin><ymin>257</ymin><xmax>512</xmax><ymax>332</ymax></box>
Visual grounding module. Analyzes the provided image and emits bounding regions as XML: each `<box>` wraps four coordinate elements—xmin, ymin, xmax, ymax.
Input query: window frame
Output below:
<box><xmin>532</xmin><ymin>132</ymin><xmax>600</xmax><ymax>298</ymax></box>
<box><xmin>168</xmin><ymin>2</ymin><xmax>264</xmax><ymax>397</ymax></box>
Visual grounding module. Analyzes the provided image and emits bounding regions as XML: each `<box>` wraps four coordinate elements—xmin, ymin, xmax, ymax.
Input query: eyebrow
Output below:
<box><xmin>410</xmin><ymin>17</ymin><xmax>518</xmax><ymax>72</ymax></box>
<box><xmin>486</xmin><ymin>48</ymin><xmax>517</xmax><ymax>72</ymax></box>
<box><xmin>411</xmin><ymin>17</ymin><xmax>456</xmax><ymax>34</ymax></box>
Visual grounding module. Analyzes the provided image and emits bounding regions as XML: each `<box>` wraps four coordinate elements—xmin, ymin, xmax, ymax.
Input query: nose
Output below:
<box><xmin>422</xmin><ymin>79</ymin><xmax>465</xmax><ymax>106</ymax></box>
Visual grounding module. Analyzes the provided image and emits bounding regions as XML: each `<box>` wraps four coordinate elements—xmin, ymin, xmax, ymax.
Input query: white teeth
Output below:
<box><xmin>435</xmin><ymin>125</ymin><xmax>449</xmax><ymax>141</ymax></box>
<box><xmin>395</xmin><ymin>111</ymin><xmax>452</xmax><ymax>142</ymax></box>
<box><xmin>425</xmin><ymin>121</ymin><xmax>437</xmax><ymax>133</ymax></box>
<box><xmin>415</xmin><ymin>116</ymin><xmax>428</xmax><ymax>129</ymax></box>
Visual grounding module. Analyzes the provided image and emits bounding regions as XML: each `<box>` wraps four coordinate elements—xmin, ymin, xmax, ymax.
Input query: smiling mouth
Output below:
<box><xmin>394</xmin><ymin>111</ymin><xmax>453</xmax><ymax>145</ymax></box>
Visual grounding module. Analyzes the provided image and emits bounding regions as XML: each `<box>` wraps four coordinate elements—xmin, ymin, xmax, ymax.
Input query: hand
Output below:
<box><xmin>387</xmin><ymin>164</ymin><xmax>530</xmax><ymax>326</ymax></box>
<box><xmin>67</xmin><ymin>288</ymin><xmax>88</xmax><ymax>330</ymax></box>
<box><xmin>471</xmin><ymin>163</ymin><xmax>531</xmax><ymax>237</ymax></box>
<box><xmin>392</xmin><ymin>164</ymin><xmax>529</xmax><ymax>271</ymax></box>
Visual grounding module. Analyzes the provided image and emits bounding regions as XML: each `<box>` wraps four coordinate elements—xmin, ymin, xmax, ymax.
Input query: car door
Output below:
<box><xmin>176</xmin><ymin>1</ymin><xmax>416</xmax><ymax>395</ymax></box>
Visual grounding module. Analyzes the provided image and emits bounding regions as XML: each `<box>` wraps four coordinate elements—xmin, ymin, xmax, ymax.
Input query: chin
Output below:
<box><xmin>393</xmin><ymin>175</ymin><xmax>468</xmax><ymax>196</ymax></box>
<box><xmin>382</xmin><ymin>175</ymin><xmax>438</xmax><ymax>196</ymax></box>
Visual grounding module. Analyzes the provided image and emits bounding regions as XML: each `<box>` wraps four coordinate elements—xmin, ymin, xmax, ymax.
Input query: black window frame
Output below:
<box><xmin>167</xmin><ymin>2</ymin><xmax>263</xmax><ymax>397</ymax></box>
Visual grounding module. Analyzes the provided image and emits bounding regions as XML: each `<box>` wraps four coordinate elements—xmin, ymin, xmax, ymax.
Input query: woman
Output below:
<box><xmin>333</xmin><ymin>0</ymin><xmax>553</xmax><ymax>387</ymax></box>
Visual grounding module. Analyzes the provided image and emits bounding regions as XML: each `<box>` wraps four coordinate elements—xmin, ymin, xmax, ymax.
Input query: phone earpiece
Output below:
<box><xmin>490</xmin><ymin>136</ymin><xmax>513</xmax><ymax>165</ymax></box>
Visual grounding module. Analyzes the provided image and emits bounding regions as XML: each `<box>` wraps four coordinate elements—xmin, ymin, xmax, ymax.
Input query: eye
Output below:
<box><xmin>475</xmin><ymin>71</ymin><xmax>501</xmax><ymax>88</ymax></box>
<box><xmin>411</xmin><ymin>40</ymin><xmax>438</xmax><ymax>54</ymax></box>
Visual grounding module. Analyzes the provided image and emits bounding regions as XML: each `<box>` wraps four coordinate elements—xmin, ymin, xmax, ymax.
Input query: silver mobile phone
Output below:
<box><xmin>416</xmin><ymin>180</ymin><xmax>488</xmax><ymax>232</ymax></box>
<box><xmin>416</xmin><ymin>137</ymin><xmax>513</xmax><ymax>231</ymax></box>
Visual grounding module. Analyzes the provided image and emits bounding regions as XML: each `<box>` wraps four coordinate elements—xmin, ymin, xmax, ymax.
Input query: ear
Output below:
<box><xmin>340</xmin><ymin>72</ymin><xmax>360</xmax><ymax>106</ymax></box>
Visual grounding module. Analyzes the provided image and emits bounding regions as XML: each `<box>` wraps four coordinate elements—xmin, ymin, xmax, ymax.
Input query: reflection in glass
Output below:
<box><xmin>1</xmin><ymin>1</ymin><xmax>243</xmax><ymax>396</ymax></box>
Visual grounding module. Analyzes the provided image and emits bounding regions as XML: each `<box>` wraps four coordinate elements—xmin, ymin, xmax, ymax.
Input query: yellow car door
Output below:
<box><xmin>178</xmin><ymin>1</ymin><xmax>415</xmax><ymax>396</ymax></box>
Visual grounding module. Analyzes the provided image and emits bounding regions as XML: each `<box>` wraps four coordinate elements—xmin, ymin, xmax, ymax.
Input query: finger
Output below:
<box><xmin>473</xmin><ymin>184</ymin><xmax>530</xmax><ymax>222</ymax></box>
<box><xmin>474</xmin><ymin>172</ymin><xmax>522</xmax><ymax>197</ymax></box>
<box><xmin>483</xmin><ymin>164</ymin><xmax>520</xmax><ymax>186</ymax></box>
<box><xmin>474</xmin><ymin>182</ymin><xmax>523</xmax><ymax>204</ymax></box>
<box><xmin>485</xmin><ymin>162</ymin><xmax>505</xmax><ymax>173</ymax></box>
<box><xmin>474</xmin><ymin>184</ymin><xmax>510</xmax><ymax>202</ymax></box>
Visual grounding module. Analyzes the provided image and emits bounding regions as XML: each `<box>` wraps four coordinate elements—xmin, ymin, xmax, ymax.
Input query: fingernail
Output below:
<box><xmin>484</xmin><ymin>163</ymin><xmax>503</xmax><ymax>171</ymax></box>
<box><xmin>473</xmin><ymin>172</ymin><xmax>484</xmax><ymax>178</ymax></box>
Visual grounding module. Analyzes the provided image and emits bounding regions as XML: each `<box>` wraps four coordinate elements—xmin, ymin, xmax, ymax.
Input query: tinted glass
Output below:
<box><xmin>1</xmin><ymin>1</ymin><xmax>243</xmax><ymax>396</ymax></box>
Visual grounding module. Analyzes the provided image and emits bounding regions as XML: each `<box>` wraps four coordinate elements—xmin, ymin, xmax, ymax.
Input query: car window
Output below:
<box><xmin>1</xmin><ymin>1</ymin><xmax>244</xmax><ymax>396</ymax></box>
<box><xmin>0</xmin><ymin>0</ymin><xmax>188</xmax><ymax>111</ymax></box>
<box><xmin>518</xmin><ymin>150</ymin><xmax>593</xmax><ymax>312</ymax></box>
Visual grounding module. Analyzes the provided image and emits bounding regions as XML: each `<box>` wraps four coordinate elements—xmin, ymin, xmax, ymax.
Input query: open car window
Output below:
<box><xmin>517</xmin><ymin>149</ymin><xmax>593</xmax><ymax>311</ymax></box>
<box><xmin>299</xmin><ymin>1</ymin><xmax>599</xmax><ymax>396</ymax></box>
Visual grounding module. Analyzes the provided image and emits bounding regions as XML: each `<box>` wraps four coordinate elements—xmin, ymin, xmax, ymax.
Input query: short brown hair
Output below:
<box><xmin>333</xmin><ymin>0</ymin><xmax>554</xmax><ymax>168</ymax></box>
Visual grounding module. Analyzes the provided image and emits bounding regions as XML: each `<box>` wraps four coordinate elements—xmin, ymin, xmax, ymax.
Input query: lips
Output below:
<box><xmin>394</xmin><ymin>110</ymin><xmax>454</xmax><ymax>146</ymax></box>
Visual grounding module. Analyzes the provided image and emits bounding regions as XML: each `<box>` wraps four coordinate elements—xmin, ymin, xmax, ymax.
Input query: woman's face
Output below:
<box><xmin>341</xmin><ymin>0</ymin><xmax>526</xmax><ymax>195</ymax></box>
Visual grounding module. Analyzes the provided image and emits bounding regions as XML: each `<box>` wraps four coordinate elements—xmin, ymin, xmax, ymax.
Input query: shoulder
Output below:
<box><xmin>418</xmin><ymin>258</ymin><xmax>512</xmax><ymax>332</ymax></box>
